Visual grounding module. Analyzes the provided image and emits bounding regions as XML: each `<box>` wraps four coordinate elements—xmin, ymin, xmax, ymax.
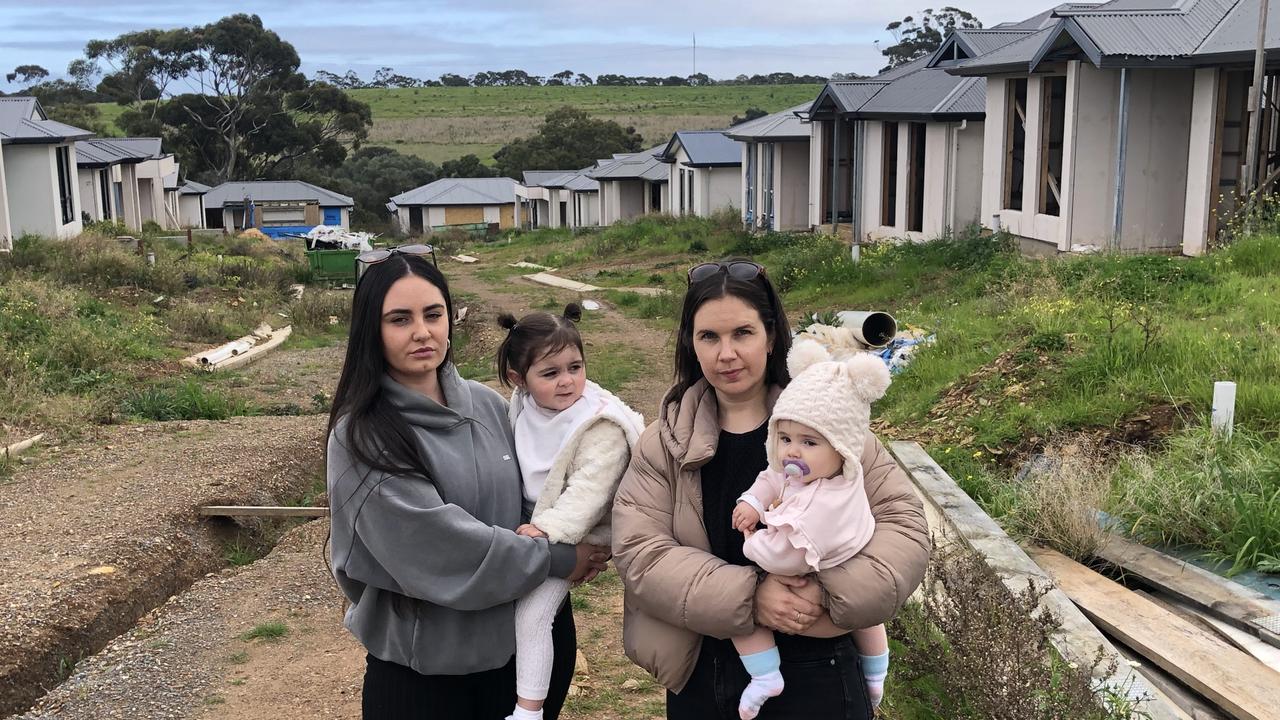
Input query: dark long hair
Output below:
<box><xmin>327</xmin><ymin>254</ymin><xmax>455</xmax><ymax>479</ymax></box>
<box><xmin>496</xmin><ymin>303</ymin><xmax>584</xmax><ymax>387</ymax></box>
<box><xmin>671</xmin><ymin>260</ymin><xmax>791</xmax><ymax>399</ymax></box>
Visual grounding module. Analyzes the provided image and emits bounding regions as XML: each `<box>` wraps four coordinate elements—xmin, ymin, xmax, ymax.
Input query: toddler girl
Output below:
<box><xmin>499</xmin><ymin>304</ymin><xmax>645</xmax><ymax>720</ymax></box>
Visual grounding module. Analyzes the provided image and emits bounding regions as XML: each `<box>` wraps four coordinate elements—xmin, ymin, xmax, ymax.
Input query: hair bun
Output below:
<box><xmin>497</xmin><ymin>312</ymin><xmax>518</xmax><ymax>331</ymax></box>
<box><xmin>562</xmin><ymin>303</ymin><xmax>582</xmax><ymax>323</ymax></box>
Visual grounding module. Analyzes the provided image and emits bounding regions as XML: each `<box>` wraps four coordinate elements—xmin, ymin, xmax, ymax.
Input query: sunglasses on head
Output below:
<box><xmin>357</xmin><ymin>244</ymin><xmax>437</xmax><ymax>267</ymax></box>
<box><xmin>687</xmin><ymin>260</ymin><xmax>766</xmax><ymax>285</ymax></box>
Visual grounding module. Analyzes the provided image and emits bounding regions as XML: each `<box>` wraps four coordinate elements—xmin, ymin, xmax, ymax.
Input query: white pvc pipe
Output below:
<box><xmin>3</xmin><ymin>433</ymin><xmax>45</xmax><ymax>460</ymax></box>
<box><xmin>1212</xmin><ymin>381</ymin><xmax>1236</xmax><ymax>439</ymax></box>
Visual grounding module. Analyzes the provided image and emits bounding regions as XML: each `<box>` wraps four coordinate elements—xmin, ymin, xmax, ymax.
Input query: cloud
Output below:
<box><xmin>0</xmin><ymin>0</ymin><xmax>1064</xmax><ymax>82</ymax></box>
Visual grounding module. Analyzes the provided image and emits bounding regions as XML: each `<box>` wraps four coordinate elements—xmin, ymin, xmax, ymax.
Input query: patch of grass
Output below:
<box><xmin>121</xmin><ymin>378</ymin><xmax>255</xmax><ymax>421</ymax></box>
<box><xmin>228</xmin><ymin>650</ymin><xmax>249</xmax><ymax>665</ymax></box>
<box><xmin>240</xmin><ymin>622</ymin><xmax>289</xmax><ymax>642</ymax></box>
<box><xmin>224</xmin><ymin>540</ymin><xmax>262</xmax><ymax>567</ymax></box>
<box><xmin>202</xmin><ymin>694</ymin><xmax>226</xmax><ymax>705</ymax></box>
<box><xmin>1111</xmin><ymin>424</ymin><xmax>1280</xmax><ymax>574</ymax></box>
<box><xmin>586</xmin><ymin>343</ymin><xmax>646</xmax><ymax>394</ymax></box>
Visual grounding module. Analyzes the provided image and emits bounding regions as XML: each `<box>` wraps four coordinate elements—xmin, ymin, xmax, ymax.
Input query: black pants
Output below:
<box><xmin>363</xmin><ymin>601</ymin><xmax>577</xmax><ymax>720</ymax></box>
<box><xmin>666</xmin><ymin>634</ymin><xmax>872</xmax><ymax>720</ymax></box>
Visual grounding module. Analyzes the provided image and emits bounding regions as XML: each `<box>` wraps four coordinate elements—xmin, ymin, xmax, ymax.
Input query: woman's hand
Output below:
<box><xmin>568</xmin><ymin>543</ymin><xmax>611</xmax><ymax>585</ymax></box>
<box><xmin>732</xmin><ymin>501</ymin><xmax>761</xmax><ymax>535</ymax></box>
<box><xmin>516</xmin><ymin>523</ymin><xmax>547</xmax><ymax>538</ymax></box>
<box><xmin>754</xmin><ymin>574</ymin><xmax>821</xmax><ymax>635</ymax></box>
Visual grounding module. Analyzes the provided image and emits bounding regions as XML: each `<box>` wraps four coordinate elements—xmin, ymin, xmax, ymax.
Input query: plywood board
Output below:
<box><xmin>444</xmin><ymin>205</ymin><xmax>484</xmax><ymax>225</ymax></box>
<box><xmin>499</xmin><ymin>204</ymin><xmax>515</xmax><ymax>228</ymax></box>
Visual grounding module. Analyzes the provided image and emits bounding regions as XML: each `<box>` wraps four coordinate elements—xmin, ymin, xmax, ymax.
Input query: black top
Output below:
<box><xmin>700</xmin><ymin>422</ymin><xmax>769</xmax><ymax>567</ymax></box>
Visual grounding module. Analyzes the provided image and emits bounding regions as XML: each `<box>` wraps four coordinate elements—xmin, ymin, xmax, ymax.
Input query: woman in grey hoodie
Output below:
<box><xmin>326</xmin><ymin>251</ymin><xmax>610</xmax><ymax>720</ymax></box>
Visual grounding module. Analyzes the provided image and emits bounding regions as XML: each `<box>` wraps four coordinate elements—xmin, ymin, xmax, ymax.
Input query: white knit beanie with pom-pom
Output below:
<box><xmin>766</xmin><ymin>338</ymin><xmax>892</xmax><ymax>481</ymax></box>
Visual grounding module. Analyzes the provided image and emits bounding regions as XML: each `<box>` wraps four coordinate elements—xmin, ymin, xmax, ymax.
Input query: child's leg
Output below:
<box><xmin>731</xmin><ymin>626</ymin><xmax>784</xmax><ymax>720</ymax></box>
<box><xmin>511</xmin><ymin>577</ymin><xmax>571</xmax><ymax>720</ymax></box>
<box><xmin>853</xmin><ymin>624</ymin><xmax>890</xmax><ymax>709</ymax></box>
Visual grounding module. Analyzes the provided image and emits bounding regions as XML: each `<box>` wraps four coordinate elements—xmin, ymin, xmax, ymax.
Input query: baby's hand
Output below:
<box><xmin>732</xmin><ymin>501</ymin><xmax>761</xmax><ymax>535</ymax></box>
<box><xmin>516</xmin><ymin>523</ymin><xmax>547</xmax><ymax>538</ymax></box>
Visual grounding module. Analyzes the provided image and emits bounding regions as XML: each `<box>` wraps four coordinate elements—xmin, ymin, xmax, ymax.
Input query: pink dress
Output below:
<box><xmin>739</xmin><ymin>466</ymin><xmax>876</xmax><ymax>576</ymax></box>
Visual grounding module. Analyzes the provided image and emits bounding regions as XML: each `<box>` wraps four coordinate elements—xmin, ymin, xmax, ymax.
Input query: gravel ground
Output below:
<box><xmin>20</xmin><ymin>520</ymin><xmax>363</xmax><ymax>720</ymax></box>
<box><xmin>0</xmin><ymin>415</ymin><xmax>327</xmax><ymax>717</ymax></box>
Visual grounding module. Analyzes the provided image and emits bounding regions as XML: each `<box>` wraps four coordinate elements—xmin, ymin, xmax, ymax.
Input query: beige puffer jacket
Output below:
<box><xmin>612</xmin><ymin>379</ymin><xmax>930</xmax><ymax>692</ymax></box>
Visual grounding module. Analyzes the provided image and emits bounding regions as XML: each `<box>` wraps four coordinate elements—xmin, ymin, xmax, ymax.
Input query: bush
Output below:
<box><xmin>165</xmin><ymin>300</ymin><xmax>243</xmax><ymax>343</ymax></box>
<box><xmin>288</xmin><ymin>290</ymin><xmax>352</xmax><ymax>332</ymax></box>
<box><xmin>1005</xmin><ymin>440</ymin><xmax>1112</xmax><ymax>561</ymax></box>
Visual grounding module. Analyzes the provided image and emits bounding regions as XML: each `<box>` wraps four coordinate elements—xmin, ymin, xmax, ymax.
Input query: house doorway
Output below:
<box><xmin>409</xmin><ymin>206</ymin><xmax>424</xmax><ymax>235</ymax></box>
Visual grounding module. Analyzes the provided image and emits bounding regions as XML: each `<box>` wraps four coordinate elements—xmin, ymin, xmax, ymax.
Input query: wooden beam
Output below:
<box><xmin>1113</xmin><ymin>642</ymin><xmax>1227</xmax><ymax>720</ymax></box>
<box><xmin>886</xmin><ymin>442</ymin><xmax>1185</xmax><ymax>720</ymax></box>
<box><xmin>1031</xmin><ymin>546</ymin><xmax>1280</xmax><ymax>720</ymax></box>
<box><xmin>1094</xmin><ymin>534</ymin><xmax>1280</xmax><ymax>649</ymax></box>
<box><xmin>1138</xmin><ymin>590</ymin><xmax>1280</xmax><ymax>674</ymax></box>
<box><xmin>199</xmin><ymin>506</ymin><xmax>329</xmax><ymax>518</ymax></box>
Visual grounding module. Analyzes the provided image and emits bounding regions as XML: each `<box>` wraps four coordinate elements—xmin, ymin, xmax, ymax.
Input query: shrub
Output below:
<box><xmin>288</xmin><ymin>290</ymin><xmax>352</xmax><ymax>332</ymax></box>
<box><xmin>1005</xmin><ymin>439</ymin><xmax>1112</xmax><ymax>561</ymax></box>
<box><xmin>121</xmin><ymin>379</ymin><xmax>253</xmax><ymax>421</ymax></box>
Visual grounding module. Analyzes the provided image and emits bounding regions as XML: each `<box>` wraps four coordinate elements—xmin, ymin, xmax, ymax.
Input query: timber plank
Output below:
<box><xmin>1031</xmin><ymin>546</ymin><xmax>1280</xmax><ymax>720</ymax></box>
<box><xmin>1095</xmin><ymin>534</ymin><xmax>1280</xmax><ymax>648</ymax></box>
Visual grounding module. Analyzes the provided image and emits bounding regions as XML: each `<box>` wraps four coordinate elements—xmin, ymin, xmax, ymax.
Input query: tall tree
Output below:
<box><xmin>879</xmin><ymin>7</ymin><xmax>982</xmax><ymax>71</ymax></box>
<box><xmin>93</xmin><ymin>14</ymin><xmax>371</xmax><ymax>183</ymax></box>
<box><xmin>85</xmin><ymin>30</ymin><xmax>195</xmax><ymax>117</ymax></box>
<box><xmin>5</xmin><ymin>64</ymin><xmax>49</xmax><ymax>85</ymax></box>
<box><xmin>493</xmin><ymin>106</ymin><xmax>642</xmax><ymax>178</ymax></box>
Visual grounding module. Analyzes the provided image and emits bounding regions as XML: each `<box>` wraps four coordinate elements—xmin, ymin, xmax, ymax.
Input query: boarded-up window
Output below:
<box><xmin>500</xmin><ymin>204</ymin><xmax>515</xmax><ymax>228</ymax></box>
<box><xmin>1004</xmin><ymin>79</ymin><xmax>1028</xmax><ymax>211</ymax></box>
<box><xmin>881</xmin><ymin>122</ymin><xmax>899</xmax><ymax>227</ymax></box>
<box><xmin>445</xmin><ymin>206</ymin><xmax>485</xmax><ymax>225</ymax></box>
<box><xmin>907</xmin><ymin>122</ymin><xmax>926</xmax><ymax>232</ymax></box>
<box><xmin>1039</xmin><ymin>76</ymin><xmax>1067</xmax><ymax>216</ymax></box>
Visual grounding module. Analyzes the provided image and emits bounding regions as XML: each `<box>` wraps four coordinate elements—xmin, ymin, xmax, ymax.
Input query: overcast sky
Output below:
<box><xmin>0</xmin><ymin>1</ymin><xmax>1061</xmax><ymax>88</ymax></box>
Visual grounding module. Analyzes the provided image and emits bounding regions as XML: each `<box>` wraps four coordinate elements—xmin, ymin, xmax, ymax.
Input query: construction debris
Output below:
<box><xmin>451</xmin><ymin>254</ymin><xmax>478</xmax><ymax>264</ymax></box>
<box><xmin>510</xmin><ymin>261</ymin><xmax>555</xmax><ymax>271</ymax></box>
<box><xmin>181</xmin><ymin>324</ymin><xmax>292</xmax><ymax>372</ymax></box>
<box><xmin>2</xmin><ymin>433</ymin><xmax>44</xmax><ymax>461</ymax></box>
<box><xmin>296</xmin><ymin>225</ymin><xmax>375</xmax><ymax>251</ymax></box>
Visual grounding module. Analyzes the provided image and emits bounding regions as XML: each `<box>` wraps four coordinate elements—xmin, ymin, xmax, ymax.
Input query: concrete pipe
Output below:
<box><xmin>836</xmin><ymin>310</ymin><xmax>897</xmax><ymax>348</ymax></box>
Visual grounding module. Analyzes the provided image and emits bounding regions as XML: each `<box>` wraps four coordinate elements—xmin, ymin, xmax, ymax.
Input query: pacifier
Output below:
<box><xmin>782</xmin><ymin>459</ymin><xmax>810</xmax><ymax>478</ymax></box>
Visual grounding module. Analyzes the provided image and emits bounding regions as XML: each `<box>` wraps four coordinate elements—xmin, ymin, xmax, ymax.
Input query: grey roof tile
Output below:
<box><xmin>660</xmin><ymin>130</ymin><xmax>741</xmax><ymax>166</ymax></box>
<box><xmin>205</xmin><ymin>180</ymin><xmax>355</xmax><ymax>209</ymax></box>
<box><xmin>390</xmin><ymin>177</ymin><xmax>516</xmax><ymax>206</ymax></box>
<box><xmin>724</xmin><ymin>103</ymin><xmax>811</xmax><ymax>140</ymax></box>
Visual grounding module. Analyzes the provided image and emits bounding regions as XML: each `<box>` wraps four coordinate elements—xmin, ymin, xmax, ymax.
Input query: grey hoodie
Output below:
<box><xmin>327</xmin><ymin>364</ymin><xmax>578</xmax><ymax>675</ymax></box>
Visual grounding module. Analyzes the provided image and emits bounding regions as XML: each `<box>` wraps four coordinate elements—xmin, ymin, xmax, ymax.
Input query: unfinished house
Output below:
<box><xmin>74</xmin><ymin>139</ymin><xmax>154</xmax><ymax>231</ymax></box>
<box><xmin>0</xmin><ymin>97</ymin><xmax>94</xmax><ymax>244</ymax></box>
<box><xmin>518</xmin><ymin>169</ymin><xmax>600</xmax><ymax>229</ymax></box>
<box><xmin>659</xmin><ymin>131</ymin><xmax>742</xmax><ymax>217</ymax></box>
<box><xmin>178</xmin><ymin>181</ymin><xmax>209</xmax><ymax>229</ymax></box>
<box><xmin>725</xmin><ymin>104</ymin><xmax>812</xmax><ymax>231</ymax></box>
<box><xmin>389</xmin><ymin>177</ymin><xmax>517</xmax><ymax>234</ymax></box>
<box><xmin>588</xmin><ymin>147</ymin><xmax>669</xmax><ymax>225</ymax></box>
<box><xmin>949</xmin><ymin>0</ymin><xmax>1277</xmax><ymax>256</ymax></box>
<box><xmin>204</xmin><ymin>181</ymin><xmax>354</xmax><ymax>237</ymax></box>
<box><xmin>104</xmin><ymin>138</ymin><xmax>182</xmax><ymax>230</ymax></box>
<box><xmin>806</xmin><ymin>29</ymin><xmax>1035</xmax><ymax>244</ymax></box>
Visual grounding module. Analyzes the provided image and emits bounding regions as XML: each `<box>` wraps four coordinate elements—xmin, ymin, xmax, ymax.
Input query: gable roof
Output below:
<box><xmin>0</xmin><ymin>96</ymin><xmax>94</xmax><ymax>145</ymax></box>
<box><xmin>205</xmin><ymin>180</ymin><xmax>355</xmax><ymax>209</ymax></box>
<box><xmin>390</xmin><ymin>177</ymin><xmax>517</xmax><ymax>206</ymax></box>
<box><xmin>522</xmin><ymin>169</ymin><xmax>600</xmax><ymax>192</ymax></box>
<box><xmin>658</xmin><ymin>130</ymin><xmax>742</xmax><ymax>167</ymax></box>
<box><xmin>927</xmin><ymin>28</ymin><xmax>1038</xmax><ymax>67</ymax></box>
<box><xmin>588</xmin><ymin>145</ymin><xmax>669</xmax><ymax>182</ymax></box>
<box><xmin>99</xmin><ymin>137</ymin><xmax>165</xmax><ymax>159</ymax></box>
<box><xmin>949</xmin><ymin>0</ymin><xmax>1280</xmax><ymax>75</ymax></box>
<box><xmin>74</xmin><ymin>138</ymin><xmax>158</xmax><ymax>167</ymax></box>
<box><xmin>723</xmin><ymin>103</ymin><xmax>811</xmax><ymax>141</ymax></box>
<box><xmin>180</xmin><ymin>180</ymin><xmax>211</xmax><ymax>195</ymax></box>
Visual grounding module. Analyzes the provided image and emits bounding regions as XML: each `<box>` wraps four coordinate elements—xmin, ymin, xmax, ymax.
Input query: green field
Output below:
<box><xmin>93</xmin><ymin>84</ymin><xmax>822</xmax><ymax>165</ymax></box>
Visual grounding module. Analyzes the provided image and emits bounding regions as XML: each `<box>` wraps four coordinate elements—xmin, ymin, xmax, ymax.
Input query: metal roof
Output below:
<box><xmin>205</xmin><ymin>180</ymin><xmax>355</xmax><ymax>209</ymax></box>
<box><xmin>948</xmin><ymin>26</ymin><xmax>1059</xmax><ymax>74</ymax></box>
<box><xmin>522</xmin><ymin>169</ymin><xmax>599</xmax><ymax>192</ymax></box>
<box><xmin>723</xmin><ymin>103</ymin><xmax>811</xmax><ymax>141</ymax></box>
<box><xmin>389</xmin><ymin>177</ymin><xmax>516</xmax><ymax>206</ymax></box>
<box><xmin>808</xmin><ymin>82</ymin><xmax>889</xmax><ymax>116</ymax></box>
<box><xmin>858</xmin><ymin>69</ymin><xmax>987</xmax><ymax>119</ymax></box>
<box><xmin>588</xmin><ymin>148</ymin><xmax>670</xmax><ymax>182</ymax></box>
<box><xmin>1062</xmin><ymin>0</ymin><xmax>1236</xmax><ymax>58</ymax></box>
<box><xmin>1195</xmin><ymin>0</ymin><xmax>1280</xmax><ymax>57</ymax></box>
<box><xmin>0</xmin><ymin>96</ymin><xmax>93</xmax><ymax>145</ymax></box>
<box><xmin>163</xmin><ymin>171</ymin><xmax>180</xmax><ymax>191</ymax></box>
<box><xmin>659</xmin><ymin>130</ymin><xmax>742</xmax><ymax>167</ymax></box>
<box><xmin>180</xmin><ymin>180</ymin><xmax>211</xmax><ymax>195</ymax></box>
<box><xmin>98</xmin><ymin>136</ymin><xmax>165</xmax><ymax>159</ymax></box>
<box><xmin>74</xmin><ymin>138</ymin><xmax>152</xmax><ymax>166</ymax></box>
